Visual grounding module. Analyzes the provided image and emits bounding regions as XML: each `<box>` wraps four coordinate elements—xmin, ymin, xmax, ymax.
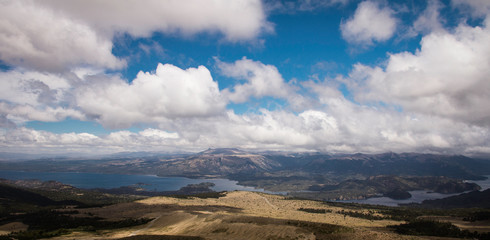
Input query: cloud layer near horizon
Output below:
<box><xmin>1</xmin><ymin>0</ymin><xmax>490</xmax><ymax>156</ymax></box>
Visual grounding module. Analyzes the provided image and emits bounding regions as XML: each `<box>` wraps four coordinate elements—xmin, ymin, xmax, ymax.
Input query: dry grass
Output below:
<box><xmin>50</xmin><ymin>191</ymin><xmax>432</xmax><ymax>240</ymax></box>
<box><xmin>139</xmin><ymin>191</ymin><xmax>401</xmax><ymax>227</ymax></box>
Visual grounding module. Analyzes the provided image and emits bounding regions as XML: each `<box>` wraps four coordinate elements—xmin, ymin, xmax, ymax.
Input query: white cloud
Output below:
<box><xmin>105</xmin><ymin>129</ymin><xmax>181</xmax><ymax>147</ymax></box>
<box><xmin>76</xmin><ymin>64</ymin><xmax>226</xmax><ymax>129</ymax></box>
<box><xmin>41</xmin><ymin>0</ymin><xmax>272</xmax><ymax>41</ymax></box>
<box><xmin>296</xmin><ymin>83</ymin><xmax>490</xmax><ymax>154</ymax></box>
<box><xmin>0</xmin><ymin>70</ymin><xmax>71</xmax><ymax>106</ymax></box>
<box><xmin>218</xmin><ymin>57</ymin><xmax>291</xmax><ymax>103</ymax></box>
<box><xmin>0</xmin><ymin>52</ymin><xmax>489</xmax><ymax>155</ymax></box>
<box><xmin>0</xmin><ymin>103</ymin><xmax>85</xmax><ymax>124</ymax></box>
<box><xmin>340</xmin><ymin>1</ymin><xmax>397</xmax><ymax>45</ymax></box>
<box><xmin>0</xmin><ymin>76</ymin><xmax>490</xmax><ymax>154</ymax></box>
<box><xmin>0</xmin><ymin>70</ymin><xmax>84</xmax><ymax>124</ymax></box>
<box><xmin>2</xmin><ymin>54</ymin><xmax>488</xmax><ymax>155</ymax></box>
<box><xmin>139</xmin><ymin>128</ymin><xmax>179</xmax><ymax>139</ymax></box>
<box><xmin>0</xmin><ymin>0</ymin><xmax>271</xmax><ymax>72</ymax></box>
<box><xmin>1</xmin><ymin>1</ymin><xmax>490</xmax><ymax>156</ymax></box>
<box><xmin>344</xmin><ymin>19</ymin><xmax>490</xmax><ymax>127</ymax></box>
<box><xmin>0</xmin><ymin>127</ymin><xmax>183</xmax><ymax>154</ymax></box>
<box><xmin>0</xmin><ymin>0</ymin><xmax>124</xmax><ymax>72</ymax></box>
<box><xmin>1</xmin><ymin>93</ymin><xmax>490</xmax><ymax>155</ymax></box>
<box><xmin>410</xmin><ymin>0</ymin><xmax>445</xmax><ymax>36</ymax></box>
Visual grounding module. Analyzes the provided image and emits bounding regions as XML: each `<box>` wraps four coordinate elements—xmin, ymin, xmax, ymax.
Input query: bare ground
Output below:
<box><xmin>49</xmin><ymin>191</ymin><xmax>450</xmax><ymax>240</ymax></box>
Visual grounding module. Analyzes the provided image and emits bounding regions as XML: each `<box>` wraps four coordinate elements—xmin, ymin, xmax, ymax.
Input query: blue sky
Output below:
<box><xmin>1</xmin><ymin>0</ymin><xmax>490</xmax><ymax>155</ymax></box>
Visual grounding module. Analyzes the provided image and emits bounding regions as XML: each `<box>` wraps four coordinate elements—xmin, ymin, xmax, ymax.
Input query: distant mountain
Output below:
<box><xmin>0</xmin><ymin>151</ymin><xmax>111</xmax><ymax>160</ymax></box>
<box><xmin>305</xmin><ymin>175</ymin><xmax>481</xmax><ymax>200</ymax></box>
<box><xmin>1</xmin><ymin>149</ymin><xmax>489</xmax><ymax>186</ymax></box>
<box><xmin>0</xmin><ymin>152</ymin><xmax>64</xmax><ymax>161</ymax></box>
<box><xmin>106</xmin><ymin>151</ymin><xmax>192</xmax><ymax>159</ymax></box>
<box><xmin>154</xmin><ymin>148</ymin><xmax>281</xmax><ymax>177</ymax></box>
<box><xmin>198</xmin><ymin>148</ymin><xmax>245</xmax><ymax>155</ymax></box>
<box><xmin>301</xmin><ymin>152</ymin><xmax>490</xmax><ymax>180</ymax></box>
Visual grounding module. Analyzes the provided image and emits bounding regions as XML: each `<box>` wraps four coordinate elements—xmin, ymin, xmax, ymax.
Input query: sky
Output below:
<box><xmin>1</xmin><ymin>0</ymin><xmax>490</xmax><ymax>156</ymax></box>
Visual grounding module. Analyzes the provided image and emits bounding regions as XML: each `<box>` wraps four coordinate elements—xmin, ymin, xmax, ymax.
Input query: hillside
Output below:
<box><xmin>295</xmin><ymin>175</ymin><xmax>482</xmax><ymax>201</ymax></box>
<box><xmin>0</xmin><ymin>188</ymin><xmax>427</xmax><ymax>240</ymax></box>
<box><xmin>416</xmin><ymin>189</ymin><xmax>490</xmax><ymax>209</ymax></box>
<box><xmin>1</xmin><ymin>181</ymin><xmax>490</xmax><ymax>239</ymax></box>
<box><xmin>0</xmin><ymin>183</ymin><xmax>59</xmax><ymax>207</ymax></box>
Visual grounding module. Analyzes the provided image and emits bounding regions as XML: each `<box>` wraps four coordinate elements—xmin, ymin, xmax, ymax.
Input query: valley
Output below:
<box><xmin>3</xmin><ymin>0</ymin><xmax>490</xmax><ymax>239</ymax></box>
<box><xmin>2</xmin><ymin>148</ymin><xmax>490</xmax><ymax>201</ymax></box>
<box><xmin>1</xmin><ymin>149</ymin><xmax>490</xmax><ymax>239</ymax></box>
<box><xmin>1</xmin><ymin>179</ymin><xmax>489</xmax><ymax>240</ymax></box>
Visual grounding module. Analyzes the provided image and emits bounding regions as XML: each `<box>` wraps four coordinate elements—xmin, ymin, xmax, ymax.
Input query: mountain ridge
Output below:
<box><xmin>1</xmin><ymin>149</ymin><xmax>489</xmax><ymax>179</ymax></box>
<box><xmin>1</xmin><ymin>149</ymin><xmax>490</xmax><ymax>201</ymax></box>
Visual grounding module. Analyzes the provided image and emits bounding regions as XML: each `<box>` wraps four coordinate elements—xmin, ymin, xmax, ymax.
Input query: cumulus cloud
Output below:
<box><xmin>0</xmin><ymin>0</ymin><xmax>124</xmax><ymax>72</ymax></box>
<box><xmin>302</xmin><ymin>84</ymin><xmax>460</xmax><ymax>152</ymax></box>
<box><xmin>218</xmin><ymin>57</ymin><xmax>291</xmax><ymax>103</ymax></box>
<box><xmin>343</xmin><ymin>19</ymin><xmax>490</xmax><ymax>127</ymax></box>
<box><xmin>4</xmin><ymin>97</ymin><xmax>489</xmax><ymax>155</ymax></box>
<box><xmin>1</xmin><ymin>1</ymin><xmax>490</xmax><ymax>156</ymax></box>
<box><xmin>340</xmin><ymin>1</ymin><xmax>397</xmax><ymax>45</ymax></box>
<box><xmin>0</xmin><ymin>70</ymin><xmax>85</xmax><ymax>124</ymax></box>
<box><xmin>0</xmin><ymin>0</ymin><xmax>271</xmax><ymax>72</ymax></box>
<box><xmin>2</xmin><ymin>53</ymin><xmax>488</xmax><ymax>155</ymax></box>
<box><xmin>42</xmin><ymin>0</ymin><xmax>272</xmax><ymax>41</ymax></box>
<box><xmin>0</xmin><ymin>70</ymin><xmax>72</xmax><ymax>106</ymax></box>
<box><xmin>76</xmin><ymin>64</ymin><xmax>226</xmax><ymax>129</ymax></box>
<box><xmin>1</xmin><ymin>50</ymin><xmax>489</xmax><ymax>155</ymax></box>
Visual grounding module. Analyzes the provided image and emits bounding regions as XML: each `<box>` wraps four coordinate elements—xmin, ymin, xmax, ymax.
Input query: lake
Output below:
<box><xmin>338</xmin><ymin>175</ymin><xmax>490</xmax><ymax>206</ymax></box>
<box><xmin>1</xmin><ymin>170</ymin><xmax>488</xmax><ymax>206</ymax></box>
<box><xmin>0</xmin><ymin>170</ymin><xmax>285</xmax><ymax>194</ymax></box>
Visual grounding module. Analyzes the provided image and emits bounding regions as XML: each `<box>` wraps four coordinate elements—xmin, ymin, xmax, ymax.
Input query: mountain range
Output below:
<box><xmin>2</xmin><ymin>148</ymin><xmax>490</xmax><ymax>180</ymax></box>
<box><xmin>1</xmin><ymin>148</ymin><xmax>490</xmax><ymax>201</ymax></box>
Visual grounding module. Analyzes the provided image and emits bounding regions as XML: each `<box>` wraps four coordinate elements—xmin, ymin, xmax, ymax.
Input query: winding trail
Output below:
<box><xmin>129</xmin><ymin>215</ymin><xmax>162</xmax><ymax>236</ymax></box>
<box><xmin>259</xmin><ymin>195</ymin><xmax>277</xmax><ymax>209</ymax></box>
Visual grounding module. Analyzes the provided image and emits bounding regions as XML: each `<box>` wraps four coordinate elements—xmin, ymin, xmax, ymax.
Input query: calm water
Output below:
<box><xmin>469</xmin><ymin>176</ymin><xmax>490</xmax><ymax>190</ymax></box>
<box><xmin>0</xmin><ymin>170</ymin><xmax>284</xmax><ymax>194</ymax></box>
<box><xmin>339</xmin><ymin>175</ymin><xmax>490</xmax><ymax>206</ymax></box>
<box><xmin>1</xmin><ymin>170</ymin><xmax>488</xmax><ymax>206</ymax></box>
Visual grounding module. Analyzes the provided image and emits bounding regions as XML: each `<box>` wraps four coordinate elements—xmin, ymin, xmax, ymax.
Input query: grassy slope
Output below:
<box><xmin>1</xmin><ymin>182</ymin><xmax>489</xmax><ymax>240</ymax></box>
<box><xmin>46</xmin><ymin>191</ymin><xmax>451</xmax><ymax>240</ymax></box>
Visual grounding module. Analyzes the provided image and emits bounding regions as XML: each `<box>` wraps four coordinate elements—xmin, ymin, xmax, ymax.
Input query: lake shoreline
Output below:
<box><xmin>0</xmin><ymin>170</ymin><xmax>285</xmax><ymax>195</ymax></box>
<box><xmin>1</xmin><ymin>170</ymin><xmax>488</xmax><ymax>207</ymax></box>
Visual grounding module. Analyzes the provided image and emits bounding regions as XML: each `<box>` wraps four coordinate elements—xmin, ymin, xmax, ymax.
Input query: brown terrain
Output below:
<box><xmin>0</xmin><ymin>222</ymin><xmax>28</xmax><ymax>236</ymax></box>
<box><xmin>46</xmin><ymin>191</ymin><xmax>443</xmax><ymax>240</ymax></box>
